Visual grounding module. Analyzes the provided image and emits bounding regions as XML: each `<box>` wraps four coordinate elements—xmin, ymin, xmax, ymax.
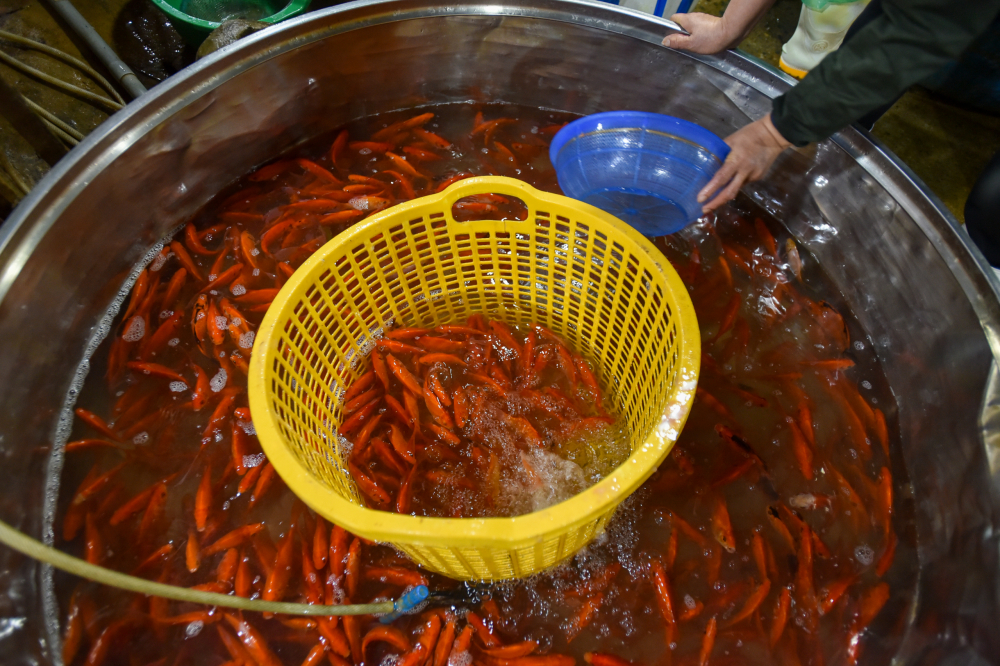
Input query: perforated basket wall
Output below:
<box><xmin>249</xmin><ymin>176</ymin><xmax>700</xmax><ymax>581</ymax></box>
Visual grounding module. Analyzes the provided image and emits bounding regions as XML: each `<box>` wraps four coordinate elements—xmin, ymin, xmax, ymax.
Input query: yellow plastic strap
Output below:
<box><xmin>0</xmin><ymin>518</ymin><xmax>393</xmax><ymax>616</ymax></box>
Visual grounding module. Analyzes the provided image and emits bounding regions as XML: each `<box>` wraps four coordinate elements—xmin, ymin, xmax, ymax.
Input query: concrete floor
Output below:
<box><xmin>1</xmin><ymin>0</ymin><xmax>999</xmax><ymax>222</ymax></box>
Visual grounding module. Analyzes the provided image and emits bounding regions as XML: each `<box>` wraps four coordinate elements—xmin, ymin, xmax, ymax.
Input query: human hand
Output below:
<box><xmin>661</xmin><ymin>12</ymin><xmax>738</xmax><ymax>54</ymax></box>
<box><xmin>698</xmin><ymin>114</ymin><xmax>792</xmax><ymax>213</ymax></box>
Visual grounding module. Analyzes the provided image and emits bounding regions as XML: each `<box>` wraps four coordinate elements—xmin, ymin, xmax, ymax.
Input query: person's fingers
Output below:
<box><xmin>666</xmin><ymin>13</ymin><xmax>698</xmax><ymax>47</ymax></box>
<box><xmin>751</xmin><ymin>148</ymin><xmax>783</xmax><ymax>180</ymax></box>
<box><xmin>670</xmin><ymin>12</ymin><xmax>695</xmax><ymax>31</ymax></box>
<box><xmin>698</xmin><ymin>159</ymin><xmax>737</xmax><ymax>203</ymax></box>
<box><xmin>702</xmin><ymin>169</ymin><xmax>747</xmax><ymax>212</ymax></box>
<box><xmin>662</xmin><ymin>33</ymin><xmax>687</xmax><ymax>48</ymax></box>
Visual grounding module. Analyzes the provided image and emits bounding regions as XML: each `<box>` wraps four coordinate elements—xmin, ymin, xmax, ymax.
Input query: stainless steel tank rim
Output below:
<box><xmin>0</xmin><ymin>3</ymin><xmax>993</xmax><ymax>662</ymax></box>
<box><xmin>828</xmin><ymin>129</ymin><xmax>1000</xmax><ymax>361</ymax></box>
<box><xmin>5</xmin><ymin>0</ymin><xmax>998</xmax><ymax>365</ymax></box>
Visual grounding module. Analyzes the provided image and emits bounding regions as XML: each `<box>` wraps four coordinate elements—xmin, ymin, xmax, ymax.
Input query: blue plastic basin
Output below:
<box><xmin>550</xmin><ymin>111</ymin><xmax>731</xmax><ymax>236</ymax></box>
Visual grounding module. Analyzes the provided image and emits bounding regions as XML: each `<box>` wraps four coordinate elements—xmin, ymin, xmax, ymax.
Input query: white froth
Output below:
<box><xmin>854</xmin><ymin>544</ymin><xmax>874</xmax><ymax>566</ymax></box>
<box><xmin>150</xmin><ymin>251</ymin><xmax>169</xmax><ymax>272</ymax></box>
<box><xmin>654</xmin><ymin>371</ymin><xmax>698</xmax><ymax>443</ymax></box>
<box><xmin>231</xmin><ymin>284</ymin><xmax>247</xmax><ymax>296</ymax></box>
<box><xmin>502</xmin><ymin>448</ymin><xmax>587</xmax><ymax>514</ymax></box>
<box><xmin>167</xmin><ymin>337</ymin><xmax>181</xmax><ymax>347</ymax></box>
<box><xmin>133</xmin><ymin>432</ymin><xmax>149</xmax><ymax>445</ymax></box>
<box><xmin>122</xmin><ymin>316</ymin><xmax>145</xmax><ymax>342</ymax></box>
<box><xmin>339</xmin><ymin>436</ymin><xmax>354</xmax><ymax>459</ymax></box>
<box><xmin>169</xmin><ymin>381</ymin><xmax>188</xmax><ymax>393</ymax></box>
<box><xmin>210</xmin><ymin>368</ymin><xmax>227</xmax><ymax>393</ymax></box>
<box><xmin>238</xmin><ymin>331</ymin><xmax>255</xmax><ymax>350</ymax></box>
<box><xmin>448</xmin><ymin>653</ymin><xmax>471</xmax><ymax>666</ymax></box>
<box><xmin>243</xmin><ymin>453</ymin><xmax>265</xmax><ymax>468</ymax></box>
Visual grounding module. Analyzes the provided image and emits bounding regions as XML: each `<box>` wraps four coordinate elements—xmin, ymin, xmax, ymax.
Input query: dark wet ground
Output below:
<box><xmin>1</xmin><ymin>0</ymin><xmax>998</xmax><ymax>222</ymax></box>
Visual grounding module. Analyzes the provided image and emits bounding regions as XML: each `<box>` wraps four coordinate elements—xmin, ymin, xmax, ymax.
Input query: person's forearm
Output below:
<box><xmin>663</xmin><ymin>0</ymin><xmax>776</xmax><ymax>55</ymax></box>
<box><xmin>718</xmin><ymin>0</ymin><xmax>778</xmax><ymax>46</ymax></box>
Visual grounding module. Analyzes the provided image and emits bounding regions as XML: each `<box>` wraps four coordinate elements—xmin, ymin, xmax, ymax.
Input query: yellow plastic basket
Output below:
<box><xmin>248</xmin><ymin>176</ymin><xmax>700</xmax><ymax>581</ymax></box>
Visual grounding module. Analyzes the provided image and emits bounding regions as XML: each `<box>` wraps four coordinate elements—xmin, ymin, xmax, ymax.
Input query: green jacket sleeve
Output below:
<box><xmin>771</xmin><ymin>0</ymin><xmax>1000</xmax><ymax>147</ymax></box>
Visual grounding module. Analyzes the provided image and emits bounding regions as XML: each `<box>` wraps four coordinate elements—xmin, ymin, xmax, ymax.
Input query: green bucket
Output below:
<box><xmin>150</xmin><ymin>0</ymin><xmax>311</xmax><ymax>45</ymax></box>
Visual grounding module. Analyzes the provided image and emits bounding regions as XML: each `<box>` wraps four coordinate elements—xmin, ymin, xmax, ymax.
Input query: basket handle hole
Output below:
<box><xmin>452</xmin><ymin>194</ymin><xmax>528</xmax><ymax>223</ymax></box>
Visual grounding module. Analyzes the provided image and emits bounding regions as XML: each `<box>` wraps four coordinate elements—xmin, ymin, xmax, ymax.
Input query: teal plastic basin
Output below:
<box><xmin>150</xmin><ymin>0</ymin><xmax>311</xmax><ymax>44</ymax></box>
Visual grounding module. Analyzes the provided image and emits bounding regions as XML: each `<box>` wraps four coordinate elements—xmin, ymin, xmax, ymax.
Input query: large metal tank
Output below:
<box><xmin>1</xmin><ymin>1</ymin><xmax>998</xmax><ymax>663</ymax></box>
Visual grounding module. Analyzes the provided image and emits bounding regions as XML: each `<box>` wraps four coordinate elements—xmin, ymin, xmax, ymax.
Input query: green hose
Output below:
<box><xmin>0</xmin><ymin>518</ymin><xmax>397</xmax><ymax>616</ymax></box>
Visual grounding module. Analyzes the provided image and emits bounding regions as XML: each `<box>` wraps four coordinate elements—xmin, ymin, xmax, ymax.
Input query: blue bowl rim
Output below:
<box><xmin>549</xmin><ymin>111</ymin><xmax>732</xmax><ymax>167</ymax></box>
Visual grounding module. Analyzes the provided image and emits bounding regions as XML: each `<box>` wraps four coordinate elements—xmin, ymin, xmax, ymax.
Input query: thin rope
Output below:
<box><xmin>0</xmin><ymin>151</ymin><xmax>32</xmax><ymax>197</ymax></box>
<box><xmin>41</xmin><ymin>119</ymin><xmax>80</xmax><ymax>147</ymax></box>
<box><xmin>0</xmin><ymin>49</ymin><xmax>122</xmax><ymax>112</ymax></box>
<box><xmin>0</xmin><ymin>29</ymin><xmax>125</xmax><ymax>105</ymax></box>
<box><xmin>24</xmin><ymin>97</ymin><xmax>85</xmax><ymax>142</ymax></box>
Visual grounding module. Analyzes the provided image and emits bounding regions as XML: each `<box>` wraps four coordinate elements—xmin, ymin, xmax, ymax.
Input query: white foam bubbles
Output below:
<box><xmin>338</xmin><ymin>435</ymin><xmax>354</xmax><ymax>460</ymax></box>
<box><xmin>854</xmin><ymin>544</ymin><xmax>875</xmax><ymax>566</ymax></box>
<box><xmin>133</xmin><ymin>432</ymin><xmax>149</xmax><ymax>445</ymax></box>
<box><xmin>214</xmin><ymin>316</ymin><xmax>228</xmax><ymax>331</ymax></box>
<box><xmin>168</xmin><ymin>337</ymin><xmax>181</xmax><ymax>347</ymax></box>
<box><xmin>231</xmin><ymin>284</ymin><xmax>246</xmax><ymax>296</ymax></box>
<box><xmin>243</xmin><ymin>453</ymin><xmax>265</xmax><ymax>468</ymax></box>
<box><xmin>210</xmin><ymin>368</ymin><xmax>227</xmax><ymax>393</ymax></box>
<box><xmin>238</xmin><ymin>331</ymin><xmax>255</xmax><ymax>350</ymax></box>
<box><xmin>150</xmin><ymin>251</ymin><xmax>169</xmax><ymax>272</ymax></box>
<box><xmin>122</xmin><ymin>316</ymin><xmax>145</xmax><ymax>342</ymax></box>
<box><xmin>238</xmin><ymin>420</ymin><xmax>256</xmax><ymax>436</ymax></box>
<box><xmin>169</xmin><ymin>381</ymin><xmax>188</xmax><ymax>393</ymax></box>
<box><xmin>448</xmin><ymin>653</ymin><xmax>472</xmax><ymax>666</ymax></box>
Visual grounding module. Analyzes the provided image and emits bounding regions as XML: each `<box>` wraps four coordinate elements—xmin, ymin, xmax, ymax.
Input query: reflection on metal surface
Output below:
<box><xmin>0</xmin><ymin>1</ymin><xmax>997</xmax><ymax>663</ymax></box>
<box><xmin>983</xmin><ymin>362</ymin><xmax>1000</xmax><ymax>478</ymax></box>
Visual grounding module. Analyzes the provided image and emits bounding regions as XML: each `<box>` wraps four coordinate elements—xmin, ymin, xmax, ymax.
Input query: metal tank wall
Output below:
<box><xmin>0</xmin><ymin>1</ymin><xmax>998</xmax><ymax>663</ymax></box>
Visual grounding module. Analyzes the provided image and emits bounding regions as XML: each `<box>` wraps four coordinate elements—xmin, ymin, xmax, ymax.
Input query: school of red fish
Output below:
<box><xmin>341</xmin><ymin>313</ymin><xmax>623</xmax><ymax>518</ymax></box>
<box><xmin>57</xmin><ymin>104</ymin><xmax>901</xmax><ymax>666</ymax></box>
